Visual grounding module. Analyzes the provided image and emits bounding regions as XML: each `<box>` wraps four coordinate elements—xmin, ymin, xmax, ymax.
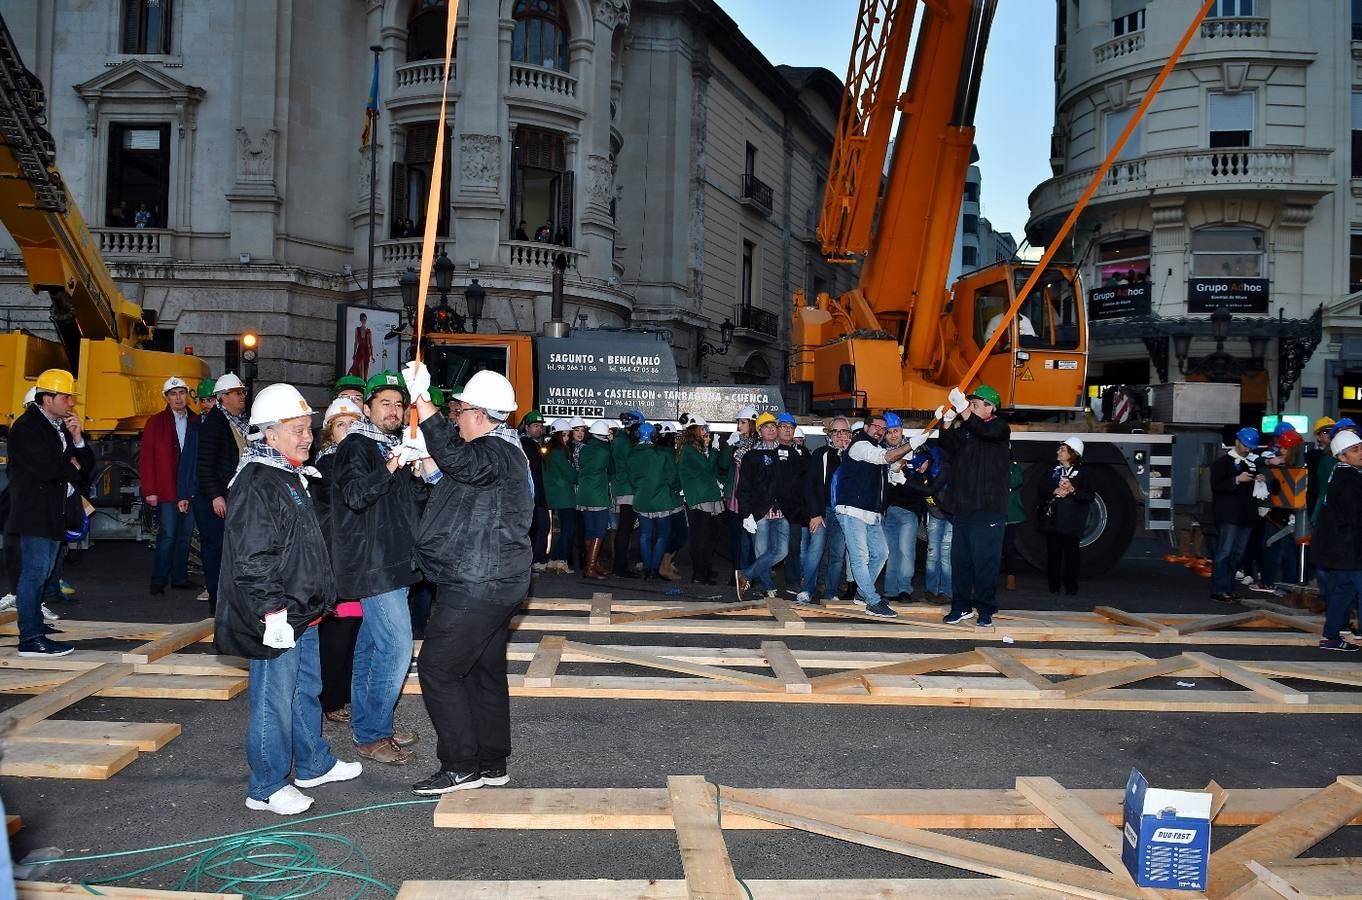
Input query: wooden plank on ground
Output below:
<box><xmin>1207</xmin><ymin>780</ymin><xmax>1229</xmax><ymax>822</ymax></box>
<box><xmin>1242</xmin><ymin>662</ymin><xmax>1362</xmax><ymax>689</ymax></box>
<box><xmin>396</xmin><ymin>879</ymin><xmax>1092</xmax><ymax>899</ymax></box>
<box><xmin>1093</xmin><ymin>607</ymin><xmax>1174</xmax><ymax>636</ymax></box>
<box><xmin>807</xmin><ymin>650</ymin><xmax>985</xmax><ymax>692</ymax></box>
<box><xmin>0</xmin><ymin>662</ymin><xmax>135</xmax><ymax>734</ymax></box>
<box><xmin>0</xmin><ymin>740</ymin><xmax>138</xmax><ymax>779</ymax></box>
<box><xmin>17</xmin><ymin>884</ymin><xmax>241</xmax><ymax>899</ymax></box>
<box><xmin>668</xmin><ymin>776</ymin><xmax>742</xmax><ymax>900</ymax></box>
<box><xmin>121</xmin><ymin>618</ymin><xmax>215</xmax><ymax>664</ymax></box>
<box><xmin>589</xmin><ymin>592</ymin><xmax>613</xmax><ymax>625</ymax></box>
<box><xmin>1246</xmin><ymin>858</ymin><xmax>1362</xmax><ymax>899</ymax></box>
<box><xmin>523</xmin><ymin>636</ymin><xmax>566</xmax><ymax>688</ymax></box>
<box><xmin>975</xmin><ymin>648</ymin><xmax>1061</xmax><ymax>695</ymax></box>
<box><xmin>1014</xmin><ymin>777</ymin><xmax>1142</xmax><ymax>884</ymax></box>
<box><xmin>1057</xmin><ymin>656</ymin><xmax>1193</xmax><ymax>699</ymax></box>
<box><xmin>1183</xmin><ymin>653</ymin><xmax>1309</xmax><ymax>705</ymax></box>
<box><xmin>9</xmin><ymin>719</ymin><xmax>180</xmax><ymax>750</ymax></box>
<box><xmin>1207</xmin><ymin>779</ymin><xmax>1362</xmax><ymax>898</ymax></box>
<box><xmin>765</xmin><ymin>598</ymin><xmax>806</xmax><ymax>630</ymax></box>
<box><xmin>611</xmin><ymin>600</ymin><xmax>767</xmax><ymax>625</ymax></box>
<box><xmin>760</xmin><ymin>642</ymin><xmax>811</xmax><ymax>694</ymax></box>
<box><xmin>1175</xmin><ymin>610</ymin><xmax>1268</xmax><ymax>636</ymax></box>
<box><xmin>718</xmin><ymin>786</ymin><xmax>1144</xmax><ymax>900</ymax></box>
<box><xmin>560</xmin><ymin>640</ymin><xmax>786</xmax><ymax>692</ymax></box>
<box><xmin>1259</xmin><ymin>610</ymin><xmax>1325</xmax><ymax>636</ymax></box>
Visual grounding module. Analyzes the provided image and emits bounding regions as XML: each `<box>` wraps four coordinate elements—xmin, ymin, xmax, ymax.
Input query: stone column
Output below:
<box><xmin>227</xmin><ymin>0</ymin><xmax>283</xmax><ymax>262</ymax></box>
<box><xmin>575</xmin><ymin>1</ymin><xmax>630</xmax><ymax>281</ymax></box>
<box><xmin>449</xmin><ymin>0</ymin><xmax>506</xmax><ymax>267</ymax></box>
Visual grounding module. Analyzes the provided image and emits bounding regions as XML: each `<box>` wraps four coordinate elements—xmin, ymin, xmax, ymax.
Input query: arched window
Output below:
<box><xmin>512</xmin><ymin>0</ymin><xmax>570</xmax><ymax>71</ymax></box>
<box><xmin>407</xmin><ymin>0</ymin><xmax>455</xmax><ymax>62</ymax></box>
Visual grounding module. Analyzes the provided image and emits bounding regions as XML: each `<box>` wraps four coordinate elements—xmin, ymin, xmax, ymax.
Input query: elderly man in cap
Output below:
<box><xmin>215</xmin><ymin>383</ymin><xmax>361</xmax><ymax>815</ymax></box>
<box><xmin>197</xmin><ymin>372</ymin><xmax>250</xmax><ymax>613</ymax></box>
<box><xmin>140</xmin><ymin>376</ymin><xmax>200</xmax><ymax>595</ymax></box>
<box><xmin>399</xmin><ymin>361</ymin><xmax>533</xmax><ymax>794</ymax></box>
<box><xmin>331</xmin><ymin>372</ymin><xmax>427</xmax><ymax>766</ymax></box>
<box><xmin>7</xmin><ymin>369</ymin><xmax>93</xmax><ymax>657</ymax></box>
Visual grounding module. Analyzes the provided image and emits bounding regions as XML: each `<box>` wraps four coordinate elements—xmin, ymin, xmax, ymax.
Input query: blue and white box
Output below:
<box><xmin>1121</xmin><ymin>768</ymin><xmax>1211</xmax><ymax>891</ymax></box>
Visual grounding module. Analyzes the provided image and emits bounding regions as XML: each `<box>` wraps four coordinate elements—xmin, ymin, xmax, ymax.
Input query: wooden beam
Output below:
<box><xmin>589</xmin><ymin>592</ymin><xmax>613</xmax><ymax>625</ymax></box>
<box><xmin>395</xmin><ymin>879</ymin><xmax>1105</xmax><ymax>899</ymax></box>
<box><xmin>975</xmin><ymin>649</ymin><xmax>1061</xmax><ymax>695</ymax></box>
<box><xmin>1182</xmin><ymin>653</ymin><xmax>1308</xmax><ymax>705</ymax></box>
<box><xmin>0</xmin><ymin>740</ymin><xmax>139</xmax><ymax>779</ymax></box>
<box><xmin>121</xmin><ymin>618</ymin><xmax>215</xmax><ymax>664</ymax></box>
<box><xmin>611</xmin><ymin>600</ymin><xmax>768</xmax><ymax>626</ymax></box>
<box><xmin>9</xmin><ymin>720</ymin><xmax>179</xmax><ymax>750</ymax></box>
<box><xmin>765</xmin><ymin>598</ymin><xmax>806</xmax><ymax>630</ymax></box>
<box><xmin>1258</xmin><ymin>610</ymin><xmax>1325</xmax><ymax>636</ymax></box>
<box><xmin>523</xmin><ymin>636</ymin><xmax>566</xmax><ymax>688</ymax></box>
<box><xmin>0</xmin><ymin>662</ymin><xmax>135</xmax><ymax>734</ymax></box>
<box><xmin>760</xmin><ymin>642</ymin><xmax>811</xmax><ymax>694</ymax></box>
<box><xmin>1245</xmin><ymin>858</ymin><xmax>1362</xmax><ymax>899</ymax></box>
<box><xmin>667</xmin><ymin>776</ymin><xmax>742</xmax><ymax>900</ymax></box>
<box><xmin>560</xmin><ymin>641</ymin><xmax>786</xmax><ymax>692</ymax></box>
<box><xmin>1014</xmin><ymin>777</ymin><xmax>1140</xmax><ymax>882</ymax></box>
<box><xmin>1092</xmin><ymin>607</ymin><xmax>1174</xmax><ymax>636</ymax></box>
<box><xmin>807</xmin><ymin>650</ymin><xmax>985</xmax><ymax>692</ymax></box>
<box><xmin>1057</xmin><ymin>656</ymin><xmax>1193</xmax><ymax>699</ymax></box>
<box><xmin>1174</xmin><ymin>611</ymin><xmax>1269</xmax><ymax>637</ymax></box>
<box><xmin>16</xmin><ymin>884</ymin><xmax>241</xmax><ymax>899</ymax></box>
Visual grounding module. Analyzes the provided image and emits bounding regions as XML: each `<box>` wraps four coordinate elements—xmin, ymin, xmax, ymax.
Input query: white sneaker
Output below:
<box><xmin>197</xmin><ymin>590</ymin><xmax>209</xmax><ymax>602</ymax></box>
<box><xmin>295</xmin><ymin>759</ymin><xmax>362</xmax><ymax>789</ymax></box>
<box><xmin>245</xmin><ymin>784</ymin><xmax>314</xmax><ymax>815</ymax></box>
<box><xmin>0</xmin><ymin>593</ymin><xmax>15</xmax><ymax>612</ymax></box>
<box><xmin>795</xmin><ymin>591</ymin><xmax>812</xmax><ymax>605</ymax></box>
<box><xmin>531</xmin><ymin>562</ymin><xmax>547</xmax><ymax>573</ymax></box>
<box><xmin>41</xmin><ymin>603</ymin><xmax>59</xmax><ymax>622</ymax></box>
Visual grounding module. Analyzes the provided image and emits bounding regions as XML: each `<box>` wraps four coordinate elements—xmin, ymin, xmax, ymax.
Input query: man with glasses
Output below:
<box><xmin>798</xmin><ymin>417</ymin><xmax>853</xmax><ymax>604</ymax></box>
<box><xmin>735</xmin><ymin>413</ymin><xmax>802</xmax><ymax>599</ymax></box>
<box><xmin>196</xmin><ymin>372</ymin><xmax>250</xmax><ymax>613</ymax></box>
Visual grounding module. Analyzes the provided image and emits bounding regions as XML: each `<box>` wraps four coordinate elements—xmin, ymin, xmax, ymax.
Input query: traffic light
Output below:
<box><xmin>240</xmin><ymin>331</ymin><xmax>259</xmax><ymax>381</ymax></box>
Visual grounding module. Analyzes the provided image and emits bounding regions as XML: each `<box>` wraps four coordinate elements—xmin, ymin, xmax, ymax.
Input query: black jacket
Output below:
<box><xmin>521</xmin><ymin>436</ymin><xmax>547</xmax><ymax>508</ymax></box>
<box><xmin>802</xmin><ymin>444</ymin><xmax>842</xmax><ymax>519</ymax></box>
<box><xmin>6</xmin><ymin>406</ymin><xmax>94</xmax><ymax>540</ymax></box>
<box><xmin>311</xmin><ymin>453</ymin><xmax>338</xmax><ymax>552</ymax></box>
<box><xmin>938</xmin><ymin>413</ymin><xmax>1010</xmax><ymax>516</ymax></box>
<box><xmin>736</xmin><ymin>442</ymin><xmax>806</xmax><ymax>523</ymax></box>
<box><xmin>213</xmin><ymin>464</ymin><xmax>336</xmax><ymax>659</ymax></box>
<box><xmin>1210</xmin><ymin>452</ymin><xmax>1262</xmax><ymax>527</ymax></box>
<box><xmin>197</xmin><ymin>407</ymin><xmax>243</xmax><ymax>501</ymax></box>
<box><xmin>1038</xmin><ymin>464</ymin><xmax>1094</xmax><ymax>538</ymax></box>
<box><xmin>901</xmin><ymin>448</ymin><xmax>952</xmax><ymax>519</ymax></box>
<box><xmin>330</xmin><ymin>432</ymin><xmax>427</xmax><ymax>598</ymax></box>
<box><xmin>414</xmin><ymin>414</ymin><xmax>533</xmax><ymax>585</ymax></box>
<box><xmin>1313</xmin><ymin>463</ymin><xmax>1362</xmax><ymax>570</ymax></box>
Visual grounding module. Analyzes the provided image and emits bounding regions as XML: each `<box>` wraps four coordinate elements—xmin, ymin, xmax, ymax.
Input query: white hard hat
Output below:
<box><xmin>568</xmin><ymin>416</ymin><xmax>587</xmax><ymax>429</ymax></box>
<box><xmin>795</xmin><ymin>426</ymin><xmax>806</xmax><ymax>438</ymax></box>
<box><xmin>736</xmin><ymin>405</ymin><xmax>758</xmax><ymax>421</ymax></box>
<box><xmin>589</xmin><ymin>420</ymin><xmax>611</xmax><ymax>438</ymax></box>
<box><xmin>214</xmin><ymin>372</ymin><xmax>245</xmax><ymax>394</ymax></box>
<box><xmin>453</xmin><ymin>370</ymin><xmax>517</xmax><ymax>414</ymax></box>
<box><xmin>163</xmin><ymin>376</ymin><xmax>188</xmax><ymax>394</ymax></box>
<box><xmin>851</xmin><ymin>422</ymin><xmax>864</xmax><ymax>432</ymax></box>
<box><xmin>686</xmin><ymin>416</ymin><xmax>708</xmax><ymax>429</ymax></box>
<box><xmin>1063</xmin><ymin>437</ymin><xmax>1085</xmax><ymax>456</ymax></box>
<box><xmin>249</xmin><ymin>383</ymin><xmax>315</xmax><ymax>426</ymax></box>
<box><xmin>22</xmin><ymin>386</ymin><xmax>36</xmax><ymax>407</ymax></box>
<box><xmin>1332</xmin><ymin>431</ymin><xmax>1362</xmax><ymax>456</ymax></box>
<box><xmin>323</xmin><ymin>396</ymin><xmax>363</xmax><ymax>425</ymax></box>
<box><xmin>660</xmin><ymin>422</ymin><xmax>677</xmax><ymax>434</ymax></box>
<box><xmin>550</xmin><ymin>417</ymin><xmax>571</xmax><ymax>432</ymax></box>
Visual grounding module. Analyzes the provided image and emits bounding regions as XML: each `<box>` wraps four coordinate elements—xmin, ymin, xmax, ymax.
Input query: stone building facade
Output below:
<box><xmin>0</xmin><ymin>0</ymin><xmax>850</xmax><ymax>407</ymax></box>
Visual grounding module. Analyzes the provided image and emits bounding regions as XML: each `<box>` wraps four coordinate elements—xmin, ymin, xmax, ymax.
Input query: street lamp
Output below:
<box><xmin>1173</xmin><ymin>309</ymin><xmax>1263</xmax><ymax>381</ymax></box>
<box><xmin>398</xmin><ymin>267</ymin><xmax>419</xmax><ymax>324</ymax></box>
<box><xmin>697</xmin><ymin>317</ymin><xmax>734</xmax><ymax>364</ymax></box>
<box><xmin>431</xmin><ymin>250</ymin><xmax>463</xmax><ymax>333</ymax></box>
<box><xmin>464</xmin><ymin>279</ymin><xmax>486</xmax><ymax>334</ymax></box>
<box><xmin>1210</xmin><ymin>308</ymin><xmax>1231</xmax><ymax>346</ymax></box>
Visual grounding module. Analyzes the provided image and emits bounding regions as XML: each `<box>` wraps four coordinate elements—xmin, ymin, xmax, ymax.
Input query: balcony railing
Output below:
<box><xmin>394</xmin><ymin>60</ymin><xmax>455</xmax><ymax>91</ymax></box>
<box><xmin>508</xmin><ymin>62</ymin><xmax>577</xmax><ymax>101</ymax></box>
<box><xmin>93</xmin><ymin>227</ymin><xmax>170</xmax><ymax>259</ymax></box>
<box><xmin>376</xmin><ymin>238</ymin><xmax>447</xmax><ymax>267</ymax></box>
<box><xmin>1200</xmin><ymin>17</ymin><xmax>1269</xmax><ymax>39</ymax></box>
<box><xmin>736</xmin><ymin>304</ymin><xmax>778</xmax><ymax>338</ymax></box>
<box><xmin>504</xmin><ymin>240</ymin><xmax>584</xmax><ymax>270</ymax></box>
<box><xmin>1092</xmin><ymin>31</ymin><xmax>1144</xmax><ymax>65</ymax></box>
<box><xmin>740</xmin><ymin>174</ymin><xmax>774</xmax><ymax>217</ymax></box>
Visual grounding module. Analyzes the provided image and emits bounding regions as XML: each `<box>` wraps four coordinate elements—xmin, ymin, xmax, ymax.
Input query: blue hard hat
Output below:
<box><xmin>776</xmin><ymin>412</ymin><xmax>797</xmax><ymax>426</ymax></box>
<box><xmin>620</xmin><ymin>409</ymin><xmax>645</xmax><ymax>426</ymax></box>
<box><xmin>1236</xmin><ymin>427</ymin><xmax>1260</xmax><ymax>448</ymax></box>
<box><xmin>65</xmin><ymin>511</ymin><xmax>89</xmax><ymax>543</ymax></box>
<box><xmin>637</xmin><ymin>422</ymin><xmax>655</xmax><ymax>442</ymax></box>
<box><xmin>1273</xmin><ymin>421</ymin><xmax>1296</xmax><ymax>436</ymax></box>
<box><xmin>883</xmin><ymin>412</ymin><xmax>902</xmax><ymax>429</ymax></box>
<box><xmin>1331</xmin><ymin>418</ymin><xmax>1357</xmax><ymax>436</ymax></box>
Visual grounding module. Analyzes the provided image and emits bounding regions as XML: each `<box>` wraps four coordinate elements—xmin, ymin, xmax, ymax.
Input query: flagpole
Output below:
<box><xmin>367</xmin><ymin>43</ymin><xmax>382</xmax><ymax>311</ymax></box>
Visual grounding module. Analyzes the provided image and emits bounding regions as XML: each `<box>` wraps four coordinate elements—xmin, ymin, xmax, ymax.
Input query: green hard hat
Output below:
<box><xmin>969</xmin><ymin>384</ymin><xmax>1002</xmax><ymax>407</ymax></box>
<box><xmin>195</xmin><ymin>379</ymin><xmax>216</xmax><ymax>400</ymax></box>
<box><xmin>521</xmin><ymin>410</ymin><xmax>544</xmax><ymax>425</ymax></box>
<box><xmin>334</xmin><ymin>374</ymin><xmax>366</xmax><ymax>395</ymax></box>
<box><xmin>428</xmin><ymin>385</ymin><xmax>446</xmax><ymax>408</ymax></box>
<box><xmin>364</xmin><ymin>371</ymin><xmax>408</xmax><ymax>402</ymax></box>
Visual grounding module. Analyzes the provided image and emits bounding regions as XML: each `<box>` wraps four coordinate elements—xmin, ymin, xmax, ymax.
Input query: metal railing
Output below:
<box><xmin>736</xmin><ymin>304</ymin><xmax>778</xmax><ymax>337</ymax></box>
<box><xmin>740</xmin><ymin>174</ymin><xmax>774</xmax><ymax>216</ymax></box>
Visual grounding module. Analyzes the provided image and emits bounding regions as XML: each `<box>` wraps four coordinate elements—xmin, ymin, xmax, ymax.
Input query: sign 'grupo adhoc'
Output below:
<box><xmin>534</xmin><ymin>331</ymin><xmax>782</xmax><ymax>422</ymax></box>
<box><xmin>1187</xmin><ymin>277</ymin><xmax>1269</xmax><ymax>314</ymax></box>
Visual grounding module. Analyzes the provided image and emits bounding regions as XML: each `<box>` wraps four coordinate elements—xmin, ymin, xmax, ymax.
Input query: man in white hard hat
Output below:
<box><xmin>400</xmin><ymin>360</ymin><xmax>533</xmax><ymax>794</ymax></box>
<box><xmin>1312</xmin><ymin>430</ymin><xmax>1362</xmax><ymax>652</ymax></box>
<box><xmin>196</xmin><ymin>372</ymin><xmax>250</xmax><ymax>612</ymax></box>
<box><xmin>140</xmin><ymin>376</ymin><xmax>200</xmax><ymax>596</ymax></box>
<box><xmin>214</xmin><ymin>383</ymin><xmax>361</xmax><ymax>815</ymax></box>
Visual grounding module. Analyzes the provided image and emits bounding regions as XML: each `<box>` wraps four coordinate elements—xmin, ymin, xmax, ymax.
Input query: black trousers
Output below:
<box><xmin>613</xmin><ymin>504</ymin><xmax>637</xmax><ymax>574</ymax></box>
<box><xmin>1002</xmin><ymin>523</ymin><xmax>1022</xmax><ymax>575</ymax></box>
<box><xmin>686</xmin><ymin>508</ymin><xmax>719</xmax><ymax>581</ymax></box>
<box><xmin>318</xmin><ymin>614</ymin><xmax>361</xmax><ymax>713</ymax></box>
<box><xmin>1045</xmin><ymin>532</ymin><xmax>1081</xmax><ymax>594</ymax></box>
<box><xmin>529</xmin><ymin>506</ymin><xmax>550</xmax><ymax>564</ymax></box>
<box><xmin>418</xmin><ymin>575</ymin><xmax>528</xmax><ymax>772</ymax></box>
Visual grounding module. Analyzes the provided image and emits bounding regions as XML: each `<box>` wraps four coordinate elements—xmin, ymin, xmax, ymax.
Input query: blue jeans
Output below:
<box><xmin>883</xmin><ymin>506</ymin><xmax>920</xmax><ymax>597</ymax></box>
<box><xmin>41</xmin><ymin>543</ymin><xmax>68</xmax><ymax>601</ymax></box>
<box><xmin>837</xmin><ymin>512</ymin><xmax>889</xmax><ymax>606</ymax></box>
<box><xmin>784</xmin><ymin>524</ymin><xmax>805</xmax><ymax>589</ymax></box>
<box><xmin>16</xmin><ymin>535</ymin><xmax>61</xmax><ymax>643</ymax></box>
<box><xmin>1211</xmin><ymin>522</ymin><xmax>1252</xmax><ymax>595</ymax></box>
<box><xmin>550</xmin><ymin>508</ymin><xmax>577</xmax><ymax>562</ymax></box>
<box><xmin>581</xmin><ymin>509</ymin><xmax>609</xmax><ymax>540</ymax></box>
<box><xmin>638</xmin><ymin>515</ymin><xmax>672</xmax><ymax>573</ymax></box>
<box><xmin>925</xmin><ymin>514</ymin><xmax>953</xmax><ymax>597</ymax></box>
<box><xmin>743</xmin><ymin>517</ymin><xmax>789</xmax><ymax>592</ymax></box>
<box><xmin>800</xmin><ymin>508</ymin><xmax>845</xmax><ymax>598</ymax></box>
<box><xmin>1320</xmin><ymin>568</ymin><xmax>1362</xmax><ymax>641</ymax></box>
<box><xmin>951</xmin><ymin>511</ymin><xmax>1005</xmax><ymax>618</ymax></box>
<box><xmin>246</xmin><ymin>626</ymin><xmax>337</xmax><ymax>801</ymax></box>
<box><xmin>193</xmin><ymin>496</ymin><xmax>225</xmax><ymax>609</ymax></box>
<box><xmin>151</xmin><ymin>502</ymin><xmax>192</xmax><ymax>586</ymax></box>
<box><xmin>350</xmin><ymin>587</ymin><xmax>414</xmax><ymax>745</ymax></box>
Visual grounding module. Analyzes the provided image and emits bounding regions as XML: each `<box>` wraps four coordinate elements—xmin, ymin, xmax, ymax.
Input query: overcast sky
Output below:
<box><xmin>720</xmin><ymin>0</ymin><xmax>1057</xmax><ymax>246</ymax></box>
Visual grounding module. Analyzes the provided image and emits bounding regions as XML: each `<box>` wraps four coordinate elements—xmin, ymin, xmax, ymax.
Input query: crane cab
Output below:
<box><xmin>954</xmin><ymin>262</ymin><xmax>1088</xmax><ymax>413</ymax></box>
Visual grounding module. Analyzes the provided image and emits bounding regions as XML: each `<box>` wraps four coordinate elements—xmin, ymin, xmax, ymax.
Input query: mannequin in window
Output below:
<box><xmin>984</xmin><ymin>312</ymin><xmax>1036</xmax><ymax>350</ymax></box>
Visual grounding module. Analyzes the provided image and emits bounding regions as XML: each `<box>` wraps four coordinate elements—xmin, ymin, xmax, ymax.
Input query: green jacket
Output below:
<box><xmin>719</xmin><ymin>442</ymin><xmax>738</xmax><ymax>499</ymax></box>
<box><xmin>610</xmin><ymin>430</ymin><xmax>636</xmax><ymax>497</ymax></box>
<box><xmin>678</xmin><ymin>444</ymin><xmax>723</xmax><ymax>506</ymax></box>
<box><xmin>576</xmin><ymin>439</ymin><xmax>614</xmax><ymax>508</ymax></box>
<box><xmin>1006</xmin><ymin>461</ymin><xmax>1026</xmax><ymax>524</ymax></box>
<box><xmin>1313</xmin><ymin>453</ymin><xmax>1338</xmax><ymax>524</ymax></box>
<box><xmin>543</xmin><ymin>447</ymin><xmax>577</xmax><ymax>509</ymax></box>
<box><xmin>629</xmin><ymin>443</ymin><xmax>682</xmax><ymax>513</ymax></box>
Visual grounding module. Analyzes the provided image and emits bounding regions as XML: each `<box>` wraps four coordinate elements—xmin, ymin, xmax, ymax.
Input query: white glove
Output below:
<box><xmin>934</xmin><ymin>405</ymin><xmax>947</xmax><ymax>421</ymax></box>
<box><xmin>262</xmin><ymin>610</ymin><xmax>295</xmax><ymax>650</ymax></box>
<box><xmin>888</xmin><ymin>468</ymin><xmax>907</xmax><ymax>486</ymax></box>
<box><xmin>942</xmin><ymin>408</ymin><xmax>957</xmax><ymax>427</ymax></box>
<box><xmin>401</xmin><ymin>360</ymin><xmax>432</xmax><ymax>403</ymax></box>
<box><xmin>1252</xmin><ymin>479</ymin><xmax>1270</xmax><ymax>501</ymax></box>
<box><xmin>399</xmin><ymin>425</ymin><xmax>430</xmax><ymax>461</ymax></box>
<box><xmin>742</xmin><ymin>515</ymin><xmax>758</xmax><ymax>534</ymax></box>
<box><xmin>726</xmin><ymin>430</ymin><xmax>741</xmax><ymax>447</ymax></box>
<box><xmin>909</xmin><ymin>434</ymin><xmax>928</xmax><ymax>451</ymax></box>
<box><xmin>948</xmin><ymin>387</ymin><xmax>968</xmax><ymax>414</ymax></box>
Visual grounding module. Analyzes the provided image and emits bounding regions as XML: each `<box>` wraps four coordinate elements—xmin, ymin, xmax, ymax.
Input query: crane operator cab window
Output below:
<box><xmin>1013</xmin><ymin>268</ymin><xmax>1080</xmax><ymax>351</ymax></box>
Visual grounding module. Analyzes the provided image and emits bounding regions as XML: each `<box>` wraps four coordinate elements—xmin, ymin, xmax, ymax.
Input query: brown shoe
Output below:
<box><xmin>356</xmin><ymin>737</ymin><xmax>415</xmax><ymax>765</ymax></box>
<box><xmin>584</xmin><ymin>539</ymin><xmax>608</xmax><ymax>580</ymax></box>
<box><xmin>392</xmin><ymin>729</ymin><xmax>419</xmax><ymax>748</ymax></box>
<box><xmin>323</xmin><ymin>707</ymin><xmax>351</xmax><ymax>724</ymax></box>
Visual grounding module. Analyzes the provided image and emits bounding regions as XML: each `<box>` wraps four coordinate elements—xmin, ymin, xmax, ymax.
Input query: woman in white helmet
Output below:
<box><xmin>1039</xmin><ymin>437</ymin><xmax>1093</xmax><ymax>596</ymax></box>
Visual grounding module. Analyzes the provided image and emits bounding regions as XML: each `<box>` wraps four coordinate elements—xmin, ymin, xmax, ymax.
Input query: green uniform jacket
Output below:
<box><xmin>1006</xmin><ymin>461</ymin><xmax>1026</xmax><ymax>524</ymax></box>
<box><xmin>610</xmin><ymin>431</ymin><xmax>636</xmax><ymax>498</ymax></box>
<box><xmin>629</xmin><ymin>443</ymin><xmax>682</xmax><ymax>513</ymax></box>
<box><xmin>543</xmin><ymin>447</ymin><xmax>577</xmax><ymax>509</ymax></box>
<box><xmin>678</xmin><ymin>444</ymin><xmax>723</xmax><ymax>506</ymax></box>
<box><xmin>576</xmin><ymin>439</ymin><xmax>614</xmax><ymax>508</ymax></box>
<box><xmin>1313</xmin><ymin>453</ymin><xmax>1338</xmax><ymax>524</ymax></box>
<box><xmin>719</xmin><ymin>442</ymin><xmax>738</xmax><ymax>499</ymax></box>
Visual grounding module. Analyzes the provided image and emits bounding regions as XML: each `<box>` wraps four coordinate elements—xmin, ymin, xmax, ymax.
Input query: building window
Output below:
<box><xmin>392</xmin><ymin>122</ymin><xmax>451</xmax><ymax>238</ymax></box>
<box><xmin>1353</xmin><ymin>92</ymin><xmax>1362</xmax><ymax>178</ymax></box>
<box><xmin>510</xmin><ymin>126</ymin><xmax>572</xmax><ymax>244</ymax></box>
<box><xmin>745</xmin><ymin>142</ymin><xmax>758</xmax><ymax>178</ymax></box>
<box><xmin>511</xmin><ymin>0</ymin><xmax>569</xmax><ymax>71</ymax></box>
<box><xmin>1103</xmin><ymin>106</ymin><xmax>1143</xmax><ymax>159</ymax></box>
<box><xmin>105</xmin><ymin>124</ymin><xmax>169</xmax><ymax>228</ymax></box>
<box><xmin>1097</xmin><ymin>235</ymin><xmax>1151</xmax><ymax>285</ymax></box>
<box><xmin>1355</xmin><ymin>0</ymin><xmax>1362</xmax><ymax>41</ymax></box>
<box><xmin>1111</xmin><ymin>6</ymin><xmax>1145</xmax><ymax>37</ymax></box>
<box><xmin>121</xmin><ymin>0</ymin><xmax>173</xmax><ymax>54</ymax></box>
<box><xmin>1208</xmin><ymin>0</ymin><xmax>1253</xmax><ymax>15</ymax></box>
<box><xmin>1191</xmin><ymin>226</ymin><xmax>1263</xmax><ymax>278</ymax></box>
<box><xmin>1208</xmin><ymin>92</ymin><xmax>1253</xmax><ymax>148</ymax></box>
<box><xmin>408</xmin><ymin>0</ymin><xmax>455</xmax><ymax>62</ymax></box>
<box><xmin>741</xmin><ymin>240</ymin><xmax>755</xmax><ymax>309</ymax></box>
<box><xmin>1350</xmin><ymin>235</ymin><xmax>1362</xmax><ymax>294</ymax></box>
<box><xmin>963</xmin><ymin>214</ymin><xmax>979</xmax><ymax>235</ymax></box>
<box><xmin>961</xmin><ymin>246</ymin><xmax>978</xmax><ymax>268</ymax></box>
<box><xmin>963</xmin><ymin>181</ymin><xmax>980</xmax><ymax>203</ymax></box>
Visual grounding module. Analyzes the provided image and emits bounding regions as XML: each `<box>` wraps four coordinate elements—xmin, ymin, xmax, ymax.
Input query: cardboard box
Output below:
<box><xmin>1121</xmin><ymin>769</ymin><xmax>1211</xmax><ymax>891</ymax></box>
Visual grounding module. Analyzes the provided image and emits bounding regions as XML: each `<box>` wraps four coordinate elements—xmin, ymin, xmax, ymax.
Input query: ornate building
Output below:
<box><xmin>0</xmin><ymin>0</ymin><xmax>851</xmax><ymax>407</ymax></box>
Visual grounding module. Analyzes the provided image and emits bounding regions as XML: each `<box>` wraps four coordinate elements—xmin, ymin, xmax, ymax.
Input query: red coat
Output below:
<box><xmin>140</xmin><ymin>407</ymin><xmax>198</xmax><ymax>503</ymax></box>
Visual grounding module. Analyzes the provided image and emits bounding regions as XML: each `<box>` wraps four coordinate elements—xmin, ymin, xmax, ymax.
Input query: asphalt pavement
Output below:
<box><xmin>2</xmin><ymin>534</ymin><xmax>1359</xmax><ymax>895</ymax></box>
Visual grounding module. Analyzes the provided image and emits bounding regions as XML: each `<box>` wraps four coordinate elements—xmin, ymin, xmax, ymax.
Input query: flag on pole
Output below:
<box><xmin>361</xmin><ymin>53</ymin><xmax>380</xmax><ymax>145</ymax></box>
